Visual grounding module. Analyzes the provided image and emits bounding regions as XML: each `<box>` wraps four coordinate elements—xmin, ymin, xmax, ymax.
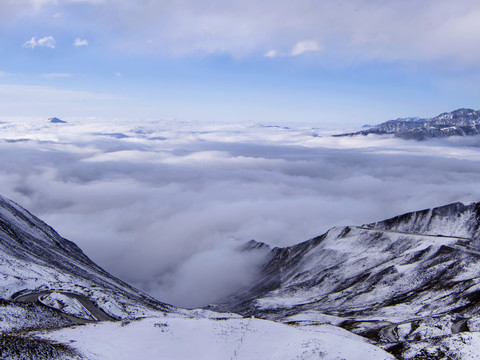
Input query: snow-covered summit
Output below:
<box><xmin>336</xmin><ymin>108</ymin><xmax>480</xmax><ymax>140</ymax></box>
<box><xmin>213</xmin><ymin>201</ymin><xmax>480</xmax><ymax>355</ymax></box>
<box><xmin>365</xmin><ymin>201</ymin><xmax>480</xmax><ymax>241</ymax></box>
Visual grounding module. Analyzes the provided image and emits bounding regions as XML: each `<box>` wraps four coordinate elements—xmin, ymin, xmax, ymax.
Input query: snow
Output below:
<box><xmin>39</xmin><ymin>292</ymin><xmax>95</xmax><ymax>321</ymax></box>
<box><xmin>35</xmin><ymin>315</ymin><xmax>395</xmax><ymax>360</ymax></box>
<box><xmin>401</xmin><ymin>333</ymin><xmax>480</xmax><ymax>359</ymax></box>
<box><xmin>240</xmin><ymin>224</ymin><xmax>469</xmax><ymax>322</ymax></box>
<box><xmin>281</xmin><ymin>311</ymin><xmax>345</xmax><ymax>326</ymax></box>
<box><xmin>0</xmin><ymin>195</ymin><xmax>172</xmax><ymax>322</ymax></box>
<box><xmin>0</xmin><ymin>303</ymin><xmax>75</xmax><ymax>332</ymax></box>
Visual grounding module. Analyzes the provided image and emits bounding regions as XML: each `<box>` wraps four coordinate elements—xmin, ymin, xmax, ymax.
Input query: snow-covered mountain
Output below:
<box><xmin>336</xmin><ymin>108</ymin><xmax>480</xmax><ymax>140</ymax></box>
<box><xmin>213</xmin><ymin>202</ymin><xmax>480</xmax><ymax>358</ymax></box>
<box><xmin>5</xmin><ymin>193</ymin><xmax>480</xmax><ymax>359</ymax></box>
<box><xmin>0</xmin><ymin>195</ymin><xmax>172</xmax><ymax>320</ymax></box>
<box><xmin>0</xmin><ymin>195</ymin><xmax>395</xmax><ymax>359</ymax></box>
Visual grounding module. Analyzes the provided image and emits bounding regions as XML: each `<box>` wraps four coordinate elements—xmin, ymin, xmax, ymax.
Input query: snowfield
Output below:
<box><xmin>35</xmin><ymin>314</ymin><xmax>395</xmax><ymax>360</ymax></box>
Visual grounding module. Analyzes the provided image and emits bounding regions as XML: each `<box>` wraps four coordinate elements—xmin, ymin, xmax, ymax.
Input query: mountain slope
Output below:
<box><xmin>212</xmin><ymin>202</ymin><xmax>480</xmax><ymax>351</ymax></box>
<box><xmin>5</xmin><ymin>192</ymin><xmax>480</xmax><ymax>359</ymax></box>
<box><xmin>0</xmin><ymin>195</ymin><xmax>172</xmax><ymax>323</ymax></box>
<box><xmin>336</xmin><ymin>108</ymin><xmax>480</xmax><ymax>140</ymax></box>
<box><xmin>0</xmin><ymin>194</ymin><xmax>397</xmax><ymax>359</ymax></box>
<box><xmin>34</xmin><ymin>314</ymin><xmax>395</xmax><ymax>360</ymax></box>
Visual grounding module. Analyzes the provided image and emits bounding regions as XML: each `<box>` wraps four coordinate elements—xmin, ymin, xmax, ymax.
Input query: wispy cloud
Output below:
<box><xmin>290</xmin><ymin>40</ymin><xmax>323</xmax><ymax>56</ymax></box>
<box><xmin>263</xmin><ymin>50</ymin><xmax>278</xmax><ymax>58</ymax></box>
<box><xmin>264</xmin><ymin>40</ymin><xmax>323</xmax><ymax>58</ymax></box>
<box><xmin>40</xmin><ymin>73</ymin><xmax>71</xmax><ymax>79</ymax></box>
<box><xmin>73</xmin><ymin>38</ymin><xmax>88</xmax><ymax>47</ymax></box>
<box><xmin>22</xmin><ymin>36</ymin><xmax>55</xmax><ymax>49</ymax></box>
<box><xmin>3</xmin><ymin>0</ymin><xmax>480</xmax><ymax>65</ymax></box>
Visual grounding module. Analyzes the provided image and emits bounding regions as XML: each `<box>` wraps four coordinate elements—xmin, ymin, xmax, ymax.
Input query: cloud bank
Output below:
<box><xmin>0</xmin><ymin>118</ymin><xmax>480</xmax><ymax>307</ymax></box>
<box><xmin>2</xmin><ymin>0</ymin><xmax>480</xmax><ymax>65</ymax></box>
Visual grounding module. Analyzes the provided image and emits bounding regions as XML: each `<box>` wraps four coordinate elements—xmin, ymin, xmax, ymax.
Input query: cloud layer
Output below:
<box><xmin>3</xmin><ymin>0</ymin><xmax>480</xmax><ymax>65</ymax></box>
<box><xmin>1</xmin><ymin>117</ymin><xmax>480</xmax><ymax>307</ymax></box>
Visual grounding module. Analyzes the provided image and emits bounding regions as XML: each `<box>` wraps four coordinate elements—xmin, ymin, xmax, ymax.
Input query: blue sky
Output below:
<box><xmin>1</xmin><ymin>0</ymin><xmax>480</xmax><ymax>127</ymax></box>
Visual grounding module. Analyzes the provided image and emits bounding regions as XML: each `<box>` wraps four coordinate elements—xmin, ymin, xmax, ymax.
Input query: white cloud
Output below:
<box><xmin>62</xmin><ymin>0</ymin><xmax>480</xmax><ymax>65</ymax></box>
<box><xmin>22</xmin><ymin>36</ymin><xmax>55</xmax><ymax>49</ymax></box>
<box><xmin>265</xmin><ymin>40</ymin><xmax>323</xmax><ymax>58</ymax></box>
<box><xmin>264</xmin><ymin>49</ymin><xmax>278</xmax><ymax>58</ymax></box>
<box><xmin>4</xmin><ymin>0</ymin><xmax>480</xmax><ymax>65</ymax></box>
<box><xmin>32</xmin><ymin>0</ymin><xmax>104</xmax><ymax>5</ymax></box>
<box><xmin>290</xmin><ymin>40</ymin><xmax>323</xmax><ymax>56</ymax></box>
<box><xmin>40</xmin><ymin>73</ymin><xmax>71</xmax><ymax>79</ymax></box>
<box><xmin>0</xmin><ymin>118</ymin><xmax>479</xmax><ymax>307</ymax></box>
<box><xmin>73</xmin><ymin>38</ymin><xmax>88</xmax><ymax>47</ymax></box>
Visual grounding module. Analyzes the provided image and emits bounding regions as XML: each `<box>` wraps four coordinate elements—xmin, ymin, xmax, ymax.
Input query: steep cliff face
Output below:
<box><xmin>213</xmin><ymin>202</ymin><xmax>480</xmax><ymax>329</ymax></box>
<box><xmin>336</xmin><ymin>108</ymin><xmax>480</xmax><ymax>140</ymax></box>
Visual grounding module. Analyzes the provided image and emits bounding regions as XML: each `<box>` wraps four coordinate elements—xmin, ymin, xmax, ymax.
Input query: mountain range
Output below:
<box><xmin>211</xmin><ymin>202</ymin><xmax>480</xmax><ymax>358</ymax></box>
<box><xmin>336</xmin><ymin>108</ymin><xmax>480</xmax><ymax>140</ymax></box>
<box><xmin>0</xmin><ymin>195</ymin><xmax>392</xmax><ymax>359</ymax></box>
<box><xmin>2</xmin><ymin>194</ymin><xmax>480</xmax><ymax>358</ymax></box>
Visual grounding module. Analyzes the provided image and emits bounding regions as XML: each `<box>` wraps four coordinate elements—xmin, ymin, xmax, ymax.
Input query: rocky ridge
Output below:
<box><xmin>336</xmin><ymin>108</ymin><xmax>480</xmax><ymax>140</ymax></box>
<box><xmin>212</xmin><ymin>202</ymin><xmax>480</xmax><ymax>358</ymax></box>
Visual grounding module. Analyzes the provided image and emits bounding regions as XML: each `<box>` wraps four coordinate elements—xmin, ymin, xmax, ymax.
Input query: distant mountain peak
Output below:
<box><xmin>335</xmin><ymin>108</ymin><xmax>480</xmax><ymax>140</ymax></box>
<box><xmin>49</xmin><ymin>117</ymin><xmax>67</xmax><ymax>124</ymax></box>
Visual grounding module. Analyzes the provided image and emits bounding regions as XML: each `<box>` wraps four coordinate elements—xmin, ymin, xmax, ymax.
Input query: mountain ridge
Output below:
<box><xmin>3</xmin><ymin>194</ymin><xmax>480</xmax><ymax>358</ymax></box>
<box><xmin>0</xmin><ymin>194</ymin><xmax>397</xmax><ymax>360</ymax></box>
<box><xmin>0</xmin><ymin>195</ymin><xmax>173</xmax><ymax>323</ymax></box>
<box><xmin>211</xmin><ymin>201</ymin><xmax>480</xmax><ymax>355</ymax></box>
<box><xmin>335</xmin><ymin>108</ymin><xmax>480</xmax><ymax>140</ymax></box>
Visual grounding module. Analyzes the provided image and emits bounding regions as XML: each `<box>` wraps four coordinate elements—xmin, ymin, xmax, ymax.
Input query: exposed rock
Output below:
<box><xmin>335</xmin><ymin>108</ymin><xmax>480</xmax><ymax>140</ymax></box>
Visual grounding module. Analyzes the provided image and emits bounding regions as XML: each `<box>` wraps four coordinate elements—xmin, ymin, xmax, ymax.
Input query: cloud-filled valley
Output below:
<box><xmin>1</xmin><ymin>117</ymin><xmax>480</xmax><ymax>307</ymax></box>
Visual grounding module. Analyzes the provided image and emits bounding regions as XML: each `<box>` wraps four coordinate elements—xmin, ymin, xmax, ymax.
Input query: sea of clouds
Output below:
<box><xmin>1</xmin><ymin>117</ymin><xmax>480</xmax><ymax>307</ymax></box>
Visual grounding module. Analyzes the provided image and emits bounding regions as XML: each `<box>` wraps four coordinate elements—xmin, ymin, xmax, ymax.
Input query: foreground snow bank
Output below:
<box><xmin>36</xmin><ymin>315</ymin><xmax>394</xmax><ymax>360</ymax></box>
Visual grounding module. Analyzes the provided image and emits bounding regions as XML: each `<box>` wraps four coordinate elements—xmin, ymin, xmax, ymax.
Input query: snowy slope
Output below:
<box><xmin>0</xmin><ymin>194</ymin><xmax>397</xmax><ymax>359</ymax></box>
<box><xmin>4</xmin><ymin>193</ymin><xmax>480</xmax><ymax>358</ymax></box>
<box><xmin>34</xmin><ymin>313</ymin><xmax>395</xmax><ymax>360</ymax></box>
<box><xmin>336</xmin><ymin>108</ymin><xmax>480</xmax><ymax>140</ymax></box>
<box><xmin>365</xmin><ymin>201</ymin><xmax>480</xmax><ymax>241</ymax></box>
<box><xmin>0</xmin><ymin>195</ymin><xmax>172</xmax><ymax>321</ymax></box>
<box><xmin>213</xmin><ymin>202</ymin><xmax>480</xmax><ymax>347</ymax></box>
